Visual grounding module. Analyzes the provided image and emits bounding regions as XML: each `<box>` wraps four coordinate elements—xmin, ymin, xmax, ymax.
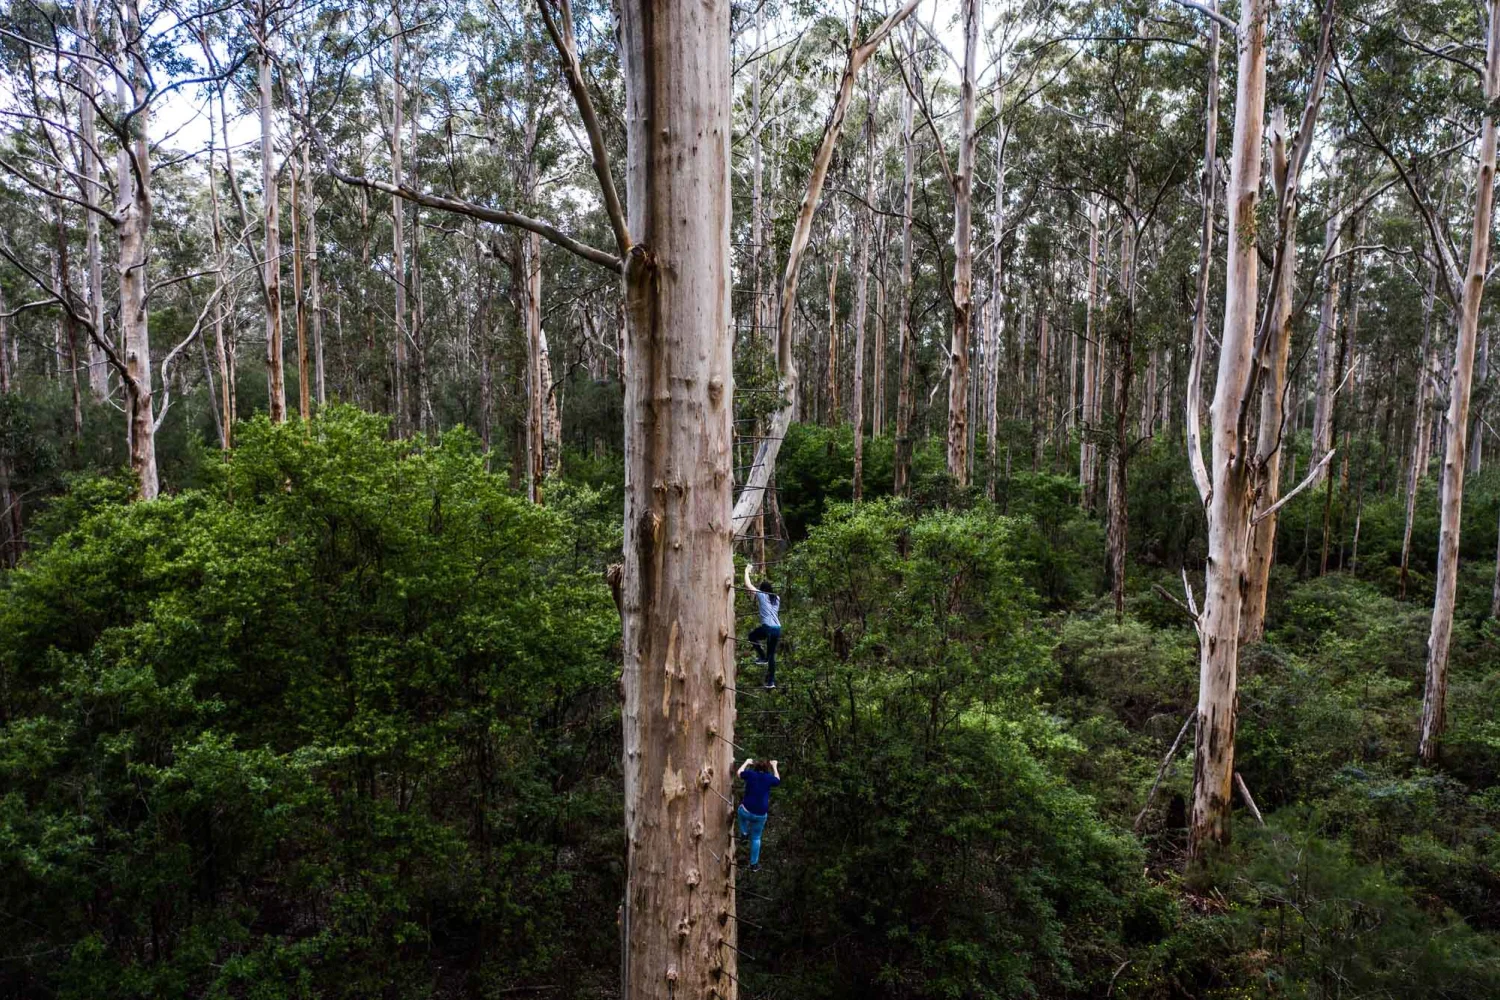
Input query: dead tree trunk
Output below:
<box><xmin>616</xmin><ymin>0</ymin><xmax>736</xmax><ymax>994</ymax></box>
<box><xmin>1420</xmin><ymin>0</ymin><xmax>1500</xmax><ymax>764</ymax></box>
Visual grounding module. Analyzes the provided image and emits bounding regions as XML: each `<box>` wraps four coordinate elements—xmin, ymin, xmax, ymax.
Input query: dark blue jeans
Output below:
<box><xmin>738</xmin><ymin>804</ymin><xmax>768</xmax><ymax>865</ymax></box>
<box><xmin>748</xmin><ymin>624</ymin><xmax>781</xmax><ymax>684</ymax></box>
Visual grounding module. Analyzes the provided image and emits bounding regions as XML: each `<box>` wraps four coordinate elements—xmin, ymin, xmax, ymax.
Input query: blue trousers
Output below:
<box><xmin>737</xmin><ymin>804</ymin><xmax>768</xmax><ymax>865</ymax></box>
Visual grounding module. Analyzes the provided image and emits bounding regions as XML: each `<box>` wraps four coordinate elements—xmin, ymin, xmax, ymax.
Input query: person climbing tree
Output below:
<box><xmin>736</xmin><ymin>757</ymin><xmax>782</xmax><ymax>872</ymax></box>
<box><xmin>744</xmin><ymin>562</ymin><xmax>783</xmax><ymax>688</ymax></box>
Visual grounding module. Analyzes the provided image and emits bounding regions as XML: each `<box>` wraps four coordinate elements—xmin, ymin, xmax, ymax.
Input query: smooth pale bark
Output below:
<box><xmin>259</xmin><ymin>22</ymin><xmax>285</xmax><ymax>423</ymax></box>
<box><xmin>1081</xmin><ymin>199</ymin><xmax>1101</xmax><ymax>507</ymax></box>
<box><xmin>1189</xmin><ymin>0</ymin><xmax>1267</xmax><ymax>860</ymax></box>
<box><xmin>1311</xmin><ymin>215</ymin><xmax>1343</xmax><ymax>461</ymax></box>
<box><xmin>522</xmin><ymin>232</ymin><xmax>546</xmax><ymax>503</ymax></box>
<box><xmin>1033</xmin><ymin>307</ymin><xmax>1050</xmax><ymax>471</ymax></box>
<box><xmin>616</xmin><ymin>0</ymin><xmax>735</xmax><ymax>995</ymax></box>
<box><xmin>946</xmin><ymin>0</ymin><xmax>980</xmax><ymax>485</ymax></box>
<box><xmin>118</xmin><ymin>0</ymin><xmax>159</xmax><ymax>499</ymax></box>
<box><xmin>1239</xmin><ymin>2</ymin><xmax>1335</xmax><ymax>644</ymax></box>
<box><xmin>852</xmin><ymin>104</ymin><xmax>876</xmax><ymax>500</ymax></box>
<box><xmin>1186</xmin><ymin>5</ymin><xmax>1220</xmax><ymax>507</ymax></box>
<box><xmin>1106</xmin><ymin>213</ymin><xmax>1135</xmax><ymax>620</ymax></box>
<box><xmin>208</xmin><ymin>128</ymin><xmax>232</xmax><ymax>448</ymax></box>
<box><xmin>306</xmin><ymin>142</ymin><xmax>325</xmax><ymax>406</ymax></box>
<box><xmin>1399</xmin><ymin>271</ymin><xmax>1436</xmax><ymax>597</ymax></box>
<box><xmin>894</xmin><ymin>26</ymin><xmax>918</xmax><ymax>497</ymax></box>
<box><xmin>730</xmin><ymin>0</ymin><xmax>922</xmax><ymax>530</ymax></box>
<box><xmin>540</xmin><ymin>320</ymin><xmax>562</xmax><ymax>475</ymax></box>
<box><xmin>1470</xmin><ymin>328</ymin><xmax>1489</xmax><ymax>472</ymax></box>
<box><xmin>390</xmin><ymin>11</ymin><xmax>407</xmax><ymax>434</ymax></box>
<box><xmin>77</xmin><ymin>0</ymin><xmax>107</xmax><ymax>401</ymax></box>
<box><xmin>988</xmin><ymin>78</ymin><xmax>1005</xmax><ymax>498</ymax></box>
<box><xmin>1420</xmin><ymin>0</ymin><xmax>1500</xmax><ymax>764</ymax></box>
<box><xmin>292</xmin><ymin>152</ymin><xmax>310</xmax><ymax>421</ymax></box>
<box><xmin>826</xmin><ymin>253</ymin><xmax>840</xmax><ymax>424</ymax></box>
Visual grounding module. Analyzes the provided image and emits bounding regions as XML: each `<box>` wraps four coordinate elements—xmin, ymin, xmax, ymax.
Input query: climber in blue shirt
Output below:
<box><xmin>736</xmin><ymin>757</ymin><xmax>781</xmax><ymax>872</ymax></box>
<box><xmin>743</xmin><ymin>563</ymin><xmax>782</xmax><ymax>690</ymax></box>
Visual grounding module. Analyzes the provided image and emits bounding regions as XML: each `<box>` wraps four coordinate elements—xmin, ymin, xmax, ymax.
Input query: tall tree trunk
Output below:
<box><xmin>988</xmin><ymin>102</ymin><xmax>1006</xmax><ymax>498</ymax></box>
<box><xmin>410</xmin><ymin>63</ymin><xmax>429</xmax><ymax>434</ymax></box>
<box><xmin>851</xmin><ymin>103</ymin><xmax>875</xmax><ymax>500</ymax></box>
<box><xmin>1420</xmin><ymin>0</ymin><xmax>1500</xmax><ymax>765</ymax></box>
<box><xmin>946</xmin><ymin>0</ymin><xmax>979</xmax><ymax>485</ymax></box>
<box><xmin>118</xmin><ymin>0</ymin><xmax>159</xmax><ymax>499</ymax></box>
<box><xmin>259</xmin><ymin>17</ymin><xmax>285</xmax><ymax>423</ymax></box>
<box><xmin>1081</xmin><ymin>199</ymin><xmax>1101</xmax><ymax>508</ymax></box>
<box><xmin>291</xmin><ymin>150</ymin><xmax>310</xmax><ymax>420</ymax></box>
<box><xmin>826</xmin><ymin>252</ymin><xmax>840</xmax><ymax>425</ymax></box>
<box><xmin>874</xmin><ymin>220</ymin><xmax>887</xmax><ymax>438</ymax></box>
<box><xmin>1470</xmin><ymin>327</ymin><xmax>1489</xmax><ymax>472</ymax></box>
<box><xmin>306</xmin><ymin>141</ymin><xmax>325</xmax><ymax>406</ymax></box>
<box><xmin>617</xmin><ymin>0</ymin><xmax>734</xmax><ymax>994</ymax></box>
<box><xmin>1106</xmin><ymin>214</ymin><xmax>1135</xmax><ymax>620</ymax></box>
<box><xmin>895</xmin><ymin>26</ymin><xmax>917</xmax><ymax>497</ymax></box>
<box><xmin>77</xmin><ymin>0</ymin><xmax>107</xmax><ymax>401</ymax></box>
<box><xmin>1189</xmin><ymin>0</ymin><xmax>1268</xmax><ymax>859</ymax></box>
<box><xmin>523</xmin><ymin>232</ymin><xmax>546</xmax><ymax>502</ymax></box>
<box><xmin>390</xmin><ymin>10</ymin><xmax>407</xmax><ymax>434</ymax></box>
<box><xmin>0</xmin><ymin>284</ymin><xmax>20</xmax><ymax>567</ymax></box>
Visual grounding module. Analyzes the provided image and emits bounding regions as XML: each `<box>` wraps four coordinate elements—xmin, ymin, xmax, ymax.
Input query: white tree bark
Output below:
<box><xmin>1420</xmin><ymin>0</ymin><xmax>1500</xmax><ymax>764</ymax></box>
<box><xmin>1189</xmin><ymin>0</ymin><xmax>1267</xmax><ymax>859</ymax></box>
<box><xmin>852</xmin><ymin>100</ymin><xmax>876</xmax><ymax>499</ymax></box>
<box><xmin>118</xmin><ymin>0</ymin><xmax>159</xmax><ymax>498</ymax></box>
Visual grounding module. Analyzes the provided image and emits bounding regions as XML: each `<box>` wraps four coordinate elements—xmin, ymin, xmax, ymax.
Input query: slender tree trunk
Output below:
<box><xmin>852</xmin><ymin>104</ymin><xmax>875</xmax><ymax>499</ymax></box>
<box><xmin>118</xmin><ymin>0</ymin><xmax>159</xmax><ymax>499</ymax></box>
<box><xmin>390</xmin><ymin>10</ymin><xmax>407</xmax><ymax>434</ymax></box>
<box><xmin>1189</xmin><ymin>0</ymin><xmax>1267</xmax><ymax>860</ymax></box>
<box><xmin>946</xmin><ymin>0</ymin><xmax>980</xmax><ymax>485</ymax></box>
<box><xmin>305</xmin><ymin>142</ymin><xmax>325</xmax><ymax>406</ymax></box>
<box><xmin>826</xmin><ymin>252</ymin><xmax>840</xmax><ymax>425</ymax></box>
<box><xmin>1420</xmin><ymin>0</ymin><xmax>1500</xmax><ymax>764</ymax></box>
<box><xmin>895</xmin><ymin>27</ymin><xmax>917</xmax><ymax>497</ymax></box>
<box><xmin>1470</xmin><ymin>327</ymin><xmax>1489</xmax><ymax>472</ymax></box>
<box><xmin>524</xmin><ymin>232</ymin><xmax>546</xmax><ymax>502</ymax></box>
<box><xmin>1081</xmin><ymin>199</ymin><xmax>1101</xmax><ymax>508</ymax></box>
<box><xmin>0</xmin><ymin>284</ymin><xmax>20</xmax><ymax>567</ymax></box>
<box><xmin>410</xmin><ymin>63</ymin><xmax>429</xmax><ymax>434</ymax></box>
<box><xmin>1106</xmin><ymin>217</ymin><xmax>1135</xmax><ymax>620</ymax></box>
<box><xmin>77</xmin><ymin>0</ymin><xmax>107</xmax><ymax>401</ymax></box>
<box><xmin>617</xmin><ymin>0</ymin><xmax>735</xmax><ymax>995</ymax></box>
<box><xmin>291</xmin><ymin>151</ymin><xmax>310</xmax><ymax>421</ymax></box>
<box><xmin>259</xmin><ymin>19</ymin><xmax>285</xmax><ymax>423</ymax></box>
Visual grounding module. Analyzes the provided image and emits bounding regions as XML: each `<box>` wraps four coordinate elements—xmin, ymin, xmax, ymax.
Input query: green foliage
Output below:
<box><xmin>0</xmin><ymin>407</ymin><xmax>621</xmax><ymax>998</ymax></box>
<box><xmin>738</xmin><ymin>500</ymin><xmax>1149</xmax><ymax>998</ymax></box>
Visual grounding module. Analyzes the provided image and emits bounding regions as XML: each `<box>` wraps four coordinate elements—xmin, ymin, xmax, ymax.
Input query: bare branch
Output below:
<box><xmin>537</xmin><ymin>0</ymin><xmax>631</xmax><ymax>256</ymax></box>
<box><xmin>1169</xmin><ymin>0</ymin><xmax>1240</xmax><ymax>35</ymax></box>
<box><xmin>1251</xmin><ymin>449</ymin><xmax>1335</xmax><ymax>525</ymax></box>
